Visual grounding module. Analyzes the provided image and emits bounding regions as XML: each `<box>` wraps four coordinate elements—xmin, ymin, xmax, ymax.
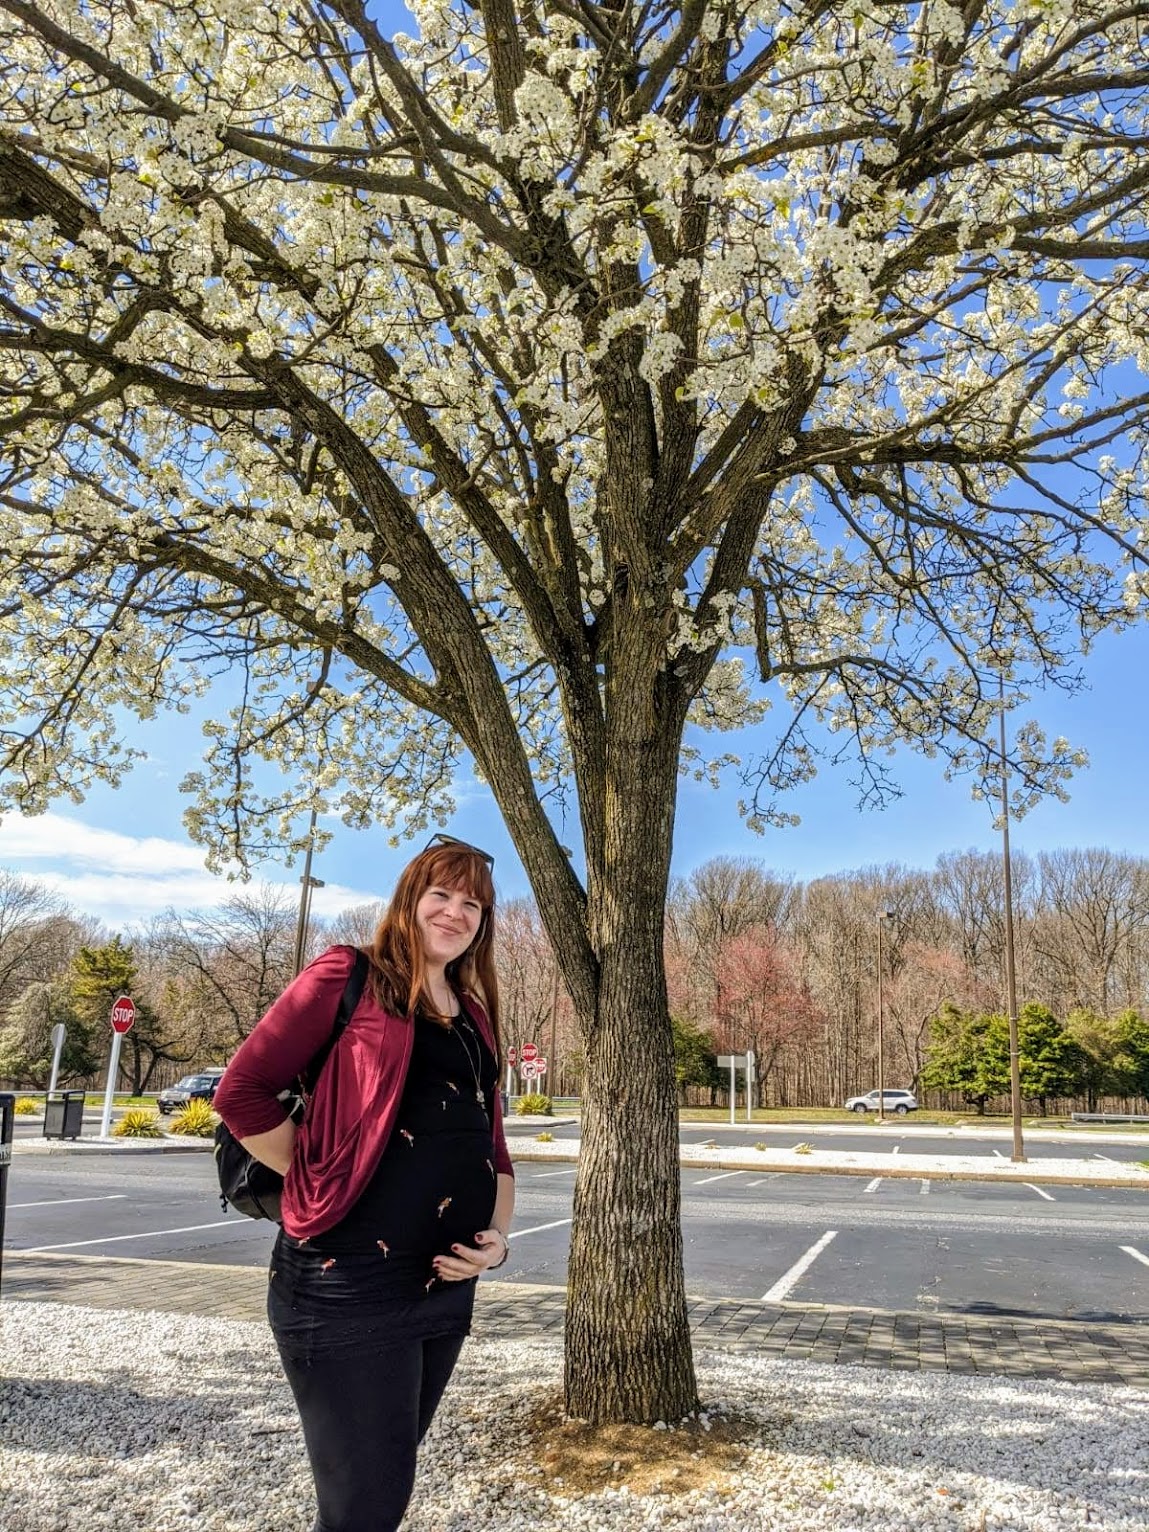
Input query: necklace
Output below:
<box><xmin>450</xmin><ymin>1012</ymin><xmax>486</xmax><ymax>1108</ymax></box>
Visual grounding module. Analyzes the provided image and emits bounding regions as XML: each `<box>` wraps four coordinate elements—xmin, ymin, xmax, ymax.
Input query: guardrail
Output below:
<box><xmin>1070</xmin><ymin>1112</ymin><xmax>1149</xmax><ymax>1124</ymax></box>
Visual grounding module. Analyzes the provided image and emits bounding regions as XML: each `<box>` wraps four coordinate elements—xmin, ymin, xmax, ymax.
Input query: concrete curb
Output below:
<box><xmin>12</xmin><ymin>1136</ymin><xmax>212</xmax><ymax>1156</ymax></box>
<box><xmin>509</xmin><ymin>1143</ymin><xmax>1149</xmax><ymax>1188</ymax></box>
<box><xmin>15</xmin><ymin>1132</ymin><xmax>1149</xmax><ymax>1188</ymax></box>
<box><xmin>673</xmin><ymin>1154</ymin><xmax>1149</xmax><ymax>1190</ymax></box>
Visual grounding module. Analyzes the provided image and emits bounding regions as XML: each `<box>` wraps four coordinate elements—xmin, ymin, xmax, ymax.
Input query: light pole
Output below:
<box><xmin>548</xmin><ymin>952</ymin><xmax>560</xmax><ymax>1100</ymax></box>
<box><xmin>997</xmin><ymin>674</ymin><xmax>1027</xmax><ymax>1163</ymax></box>
<box><xmin>877</xmin><ymin>909</ymin><xmax>894</xmax><ymax>1124</ymax></box>
<box><xmin>292</xmin><ymin>809</ymin><xmax>326</xmax><ymax>977</ymax></box>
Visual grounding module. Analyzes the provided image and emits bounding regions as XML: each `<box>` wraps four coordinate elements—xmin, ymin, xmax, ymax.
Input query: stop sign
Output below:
<box><xmin>507</xmin><ymin>1047</ymin><xmax>518</xmax><ymax>1068</ymax></box>
<box><xmin>521</xmin><ymin>1042</ymin><xmax>539</xmax><ymax>1063</ymax></box>
<box><xmin>110</xmin><ymin>995</ymin><xmax>136</xmax><ymax>1034</ymax></box>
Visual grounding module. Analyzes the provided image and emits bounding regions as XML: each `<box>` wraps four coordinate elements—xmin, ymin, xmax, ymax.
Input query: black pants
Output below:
<box><xmin>275</xmin><ymin>1326</ymin><xmax>466</xmax><ymax>1532</ymax></box>
<box><xmin>267</xmin><ymin>1240</ymin><xmax>472</xmax><ymax>1532</ymax></box>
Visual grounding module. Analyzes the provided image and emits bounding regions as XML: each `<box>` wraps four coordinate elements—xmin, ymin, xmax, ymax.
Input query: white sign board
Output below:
<box><xmin>716</xmin><ymin>1051</ymin><xmax>757</xmax><ymax>1123</ymax></box>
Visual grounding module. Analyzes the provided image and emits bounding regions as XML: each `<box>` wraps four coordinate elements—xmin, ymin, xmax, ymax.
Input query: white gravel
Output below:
<box><xmin>1</xmin><ymin>1301</ymin><xmax>1146</xmax><ymax>1530</ymax></box>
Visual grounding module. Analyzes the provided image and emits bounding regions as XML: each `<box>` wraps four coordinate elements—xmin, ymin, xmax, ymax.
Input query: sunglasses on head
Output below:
<box><xmin>423</xmin><ymin>831</ymin><xmax>495</xmax><ymax>870</ymax></box>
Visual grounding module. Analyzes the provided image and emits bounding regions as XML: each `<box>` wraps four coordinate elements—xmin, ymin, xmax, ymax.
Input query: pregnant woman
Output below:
<box><xmin>214</xmin><ymin>835</ymin><xmax>515</xmax><ymax>1532</ymax></box>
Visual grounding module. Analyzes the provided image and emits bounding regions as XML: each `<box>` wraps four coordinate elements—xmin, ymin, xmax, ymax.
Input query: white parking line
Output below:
<box><xmin>920</xmin><ymin>1179</ymin><xmax>930</xmax><ymax>1195</ymax></box>
<box><xmin>1093</xmin><ymin>1153</ymin><xmax>1119</xmax><ymax>1163</ymax></box>
<box><xmin>511</xmin><ymin>1218</ymin><xmax>572</xmax><ymax>1238</ymax></box>
<box><xmin>892</xmin><ymin>1145</ymin><xmax>900</xmax><ymax>1155</ymax></box>
<box><xmin>1120</xmin><ymin>1245</ymin><xmax>1149</xmax><ymax>1269</ymax></box>
<box><xmin>746</xmin><ymin>1175</ymin><xmax>781</xmax><ymax>1186</ymax></box>
<box><xmin>1024</xmin><ymin>1184</ymin><xmax>1056</xmax><ymax>1202</ymax></box>
<box><xmin>10</xmin><ymin>1194</ymin><xmax>128</xmax><ymax>1210</ymax></box>
<box><xmin>693</xmin><ymin>1171</ymin><xmax>745</xmax><ymax>1185</ymax></box>
<box><xmin>530</xmin><ymin>1168</ymin><xmax>577</xmax><ymax>1178</ymax></box>
<box><xmin>25</xmin><ymin>1221</ymin><xmax>236</xmax><ymax>1252</ymax></box>
<box><xmin>992</xmin><ymin>1149</ymin><xmax>1005</xmax><ymax>1158</ymax></box>
<box><xmin>761</xmin><ymin>1230</ymin><xmax>838</xmax><ymax>1303</ymax></box>
<box><xmin>863</xmin><ymin>1177</ymin><xmax>882</xmax><ymax>1194</ymax></box>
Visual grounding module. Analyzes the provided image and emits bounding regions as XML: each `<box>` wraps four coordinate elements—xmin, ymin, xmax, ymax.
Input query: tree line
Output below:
<box><xmin>3</xmin><ymin>845</ymin><xmax>1147</xmax><ymax>1113</ymax></box>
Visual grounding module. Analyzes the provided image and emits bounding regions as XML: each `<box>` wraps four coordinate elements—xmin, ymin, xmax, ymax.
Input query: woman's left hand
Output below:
<box><xmin>432</xmin><ymin>1228</ymin><xmax>509</xmax><ymax>1282</ymax></box>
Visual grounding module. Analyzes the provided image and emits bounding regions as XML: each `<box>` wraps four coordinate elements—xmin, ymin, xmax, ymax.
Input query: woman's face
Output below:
<box><xmin>414</xmin><ymin>882</ymin><xmax>484</xmax><ymax>969</ymax></box>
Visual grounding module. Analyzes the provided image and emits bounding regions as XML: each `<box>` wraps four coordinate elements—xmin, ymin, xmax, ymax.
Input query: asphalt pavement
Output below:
<box><xmin>4</xmin><ymin>1129</ymin><xmax>1148</xmax><ymax>1352</ymax></box>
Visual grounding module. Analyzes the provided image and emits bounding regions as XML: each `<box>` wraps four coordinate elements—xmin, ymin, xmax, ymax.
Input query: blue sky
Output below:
<box><xmin>1</xmin><ymin>617</ymin><xmax>1144</xmax><ymax>931</ymax></box>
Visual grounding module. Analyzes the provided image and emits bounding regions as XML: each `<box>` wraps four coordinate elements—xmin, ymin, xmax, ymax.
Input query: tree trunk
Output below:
<box><xmin>563</xmin><ymin>718</ymin><xmax>698</xmax><ymax>1423</ymax></box>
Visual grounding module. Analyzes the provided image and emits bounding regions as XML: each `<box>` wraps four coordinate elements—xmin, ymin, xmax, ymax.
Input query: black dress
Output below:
<box><xmin>269</xmin><ymin>1006</ymin><xmax>500</xmax><ymax>1346</ymax></box>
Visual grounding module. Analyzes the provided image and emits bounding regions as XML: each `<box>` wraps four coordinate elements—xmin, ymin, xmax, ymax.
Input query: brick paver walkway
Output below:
<box><xmin>4</xmin><ymin>1251</ymin><xmax>1145</xmax><ymax>1386</ymax></box>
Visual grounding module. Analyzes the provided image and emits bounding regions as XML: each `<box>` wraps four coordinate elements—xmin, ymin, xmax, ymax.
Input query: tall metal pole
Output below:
<box><xmin>293</xmin><ymin>809</ymin><xmax>318</xmax><ymax>977</ymax></box>
<box><xmin>876</xmin><ymin>912</ymin><xmax>888</xmax><ymax>1123</ymax></box>
<box><xmin>999</xmin><ymin>674</ymin><xmax>1027</xmax><ymax>1163</ymax></box>
<box><xmin>548</xmin><ymin>953</ymin><xmax>560</xmax><ymax>1097</ymax></box>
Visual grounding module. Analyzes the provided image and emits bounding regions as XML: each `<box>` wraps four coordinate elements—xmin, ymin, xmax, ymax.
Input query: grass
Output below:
<box><xmin>81</xmin><ymin>1094</ymin><xmax>155</xmax><ymax>1108</ymax></box>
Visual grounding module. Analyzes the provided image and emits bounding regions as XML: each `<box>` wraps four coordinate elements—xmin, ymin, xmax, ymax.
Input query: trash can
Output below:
<box><xmin>43</xmin><ymin>1090</ymin><xmax>85</xmax><ymax>1140</ymax></box>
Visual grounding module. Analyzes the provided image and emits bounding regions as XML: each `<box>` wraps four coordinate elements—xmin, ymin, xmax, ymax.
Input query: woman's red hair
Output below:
<box><xmin>365</xmin><ymin>842</ymin><xmax>500</xmax><ymax>1054</ymax></box>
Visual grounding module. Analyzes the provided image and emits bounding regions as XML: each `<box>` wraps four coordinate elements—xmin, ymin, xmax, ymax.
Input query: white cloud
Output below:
<box><xmin>0</xmin><ymin>811</ymin><xmax>206</xmax><ymax>875</ymax></box>
<box><xmin>0</xmin><ymin>811</ymin><xmax>379</xmax><ymax>927</ymax></box>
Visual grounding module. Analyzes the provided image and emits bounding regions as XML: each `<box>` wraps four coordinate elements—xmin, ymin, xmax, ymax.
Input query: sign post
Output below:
<box><xmin>99</xmin><ymin>996</ymin><xmax>136</xmax><ymax>1138</ymax></box>
<box><xmin>506</xmin><ymin>1046</ymin><xmax>518</xmax><ymax>1101</ymax></box>
<box><xmin>47</xmin><ymin>1021</ymin><xmax>67</xmax><ymax>1096</ymax></box>
<box><xmin>717</xmin><ymin>1052</ymin><xmax>754</xmax><ymax>1126</ymax></box>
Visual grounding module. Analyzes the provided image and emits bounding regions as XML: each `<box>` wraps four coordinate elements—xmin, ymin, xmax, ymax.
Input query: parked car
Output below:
<box><xmin>843</xmin><ymin>1088</ymin><xmax>918</xmax><ymax>1115</ymax></box>
<box><xmin>157</xmin><ymin>1069</ymin><xmax>225</xmax><ymax>1114</ymax></box>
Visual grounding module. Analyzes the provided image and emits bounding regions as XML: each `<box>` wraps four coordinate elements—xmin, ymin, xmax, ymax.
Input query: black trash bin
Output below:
<box><xmin>43</xmin><ymin>1090</ymin><xmax>85</xmax><ymax>1140</ymax></box>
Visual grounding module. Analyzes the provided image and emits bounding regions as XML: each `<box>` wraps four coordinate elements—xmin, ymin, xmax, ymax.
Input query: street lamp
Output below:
<box><xmin>292</xmin><ymin>809</ymin><xmax>326</xmax><ymax>977</ymax></box>
<box><xmin>877</xmin><ymin>909</ymin><xmax>894</xmax><ymax>1124</ymax></box>
<box><xmin>997</xmin><ymin>673</ymin><xmax>1027</xmax><ymax>1163</ymax></box>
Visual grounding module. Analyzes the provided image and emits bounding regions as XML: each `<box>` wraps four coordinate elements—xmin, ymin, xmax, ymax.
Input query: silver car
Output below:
<box><xmin>843</xmin><ymin>1088</ymin><xmax>918</xmax><ymax>1115</ymax></box>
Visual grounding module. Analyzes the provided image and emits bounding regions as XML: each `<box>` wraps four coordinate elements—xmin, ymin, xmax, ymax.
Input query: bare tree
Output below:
<box><xmin>150</xmin><ymin>887</ymin><xmax>297</xmax><ymax>1051</ymax></box>
<box><xmin>1032</xmin><ymin>849</ymin><xmax>1149</xmax><ymax>1014</ymax></box>
<box><xmin>323</xmin><ymin>900</ymin><xmax>388</xmax><ymax>949</ymax></box>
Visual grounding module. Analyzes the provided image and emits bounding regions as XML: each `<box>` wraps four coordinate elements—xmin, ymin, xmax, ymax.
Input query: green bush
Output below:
<box><xmin>112</xmin><ymin>1108</ymin><xmax>164</xmax><ymax>1138</ymax></box>
<box><xmin>170</xmin><ymin>1098</ymin><xmax>217</xmax><ymax>1137</ymax></box>
<box><xmin>536</xmin><ymin>1130</ymin><xmax>554</xmax><ymax>1142</ymax></box>
<box><xmin>13</xmin><ymin>1097</ymin><xmax>40</xmax><ymax>1115</ymax></box>
<box><xmin>515</xmin><ymin>1092</ymin><xmax>553</xmax><ymax>1116</ymax></box>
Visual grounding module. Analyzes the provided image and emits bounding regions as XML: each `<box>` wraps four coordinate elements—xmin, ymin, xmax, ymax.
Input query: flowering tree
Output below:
<box><xmin>714</xmin><ymin>923</ymin><xmax>819</xmax><ymax>1098</ymax></box>
<box><xmin>1</xmin><ymin>0</ymin><xmax>1148</xmax><ymax>1421</ymax></box>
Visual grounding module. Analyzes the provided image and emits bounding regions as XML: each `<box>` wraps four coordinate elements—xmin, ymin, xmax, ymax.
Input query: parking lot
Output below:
<box><xmin>6</xmin><ymin>1126</ymin><xmax>1148</xmax><ymax>1328</ymax></box>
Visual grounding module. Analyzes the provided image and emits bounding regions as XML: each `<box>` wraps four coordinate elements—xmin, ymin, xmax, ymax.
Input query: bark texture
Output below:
<box><xmin>563</xmin><ymin>702</ymin><xmax>698</xmax><ymax>1423</ymax></box>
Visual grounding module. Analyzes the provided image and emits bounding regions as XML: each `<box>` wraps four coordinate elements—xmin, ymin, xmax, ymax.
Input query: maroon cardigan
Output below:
<box><xmin>214</xmin><ymin>944</ymin><xmax>513</xmax><ymax>1240</ymax></box>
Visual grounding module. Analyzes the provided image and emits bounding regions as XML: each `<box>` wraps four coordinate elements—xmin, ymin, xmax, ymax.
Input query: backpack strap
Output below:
<box><xmin>301</xmin><ymin>948</ymin><xmax>370</xmax><ymax>1092</ymax></box>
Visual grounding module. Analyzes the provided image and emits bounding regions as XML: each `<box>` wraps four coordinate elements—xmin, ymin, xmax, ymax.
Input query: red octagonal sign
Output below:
<box><xmin>110</xmin><ymin>995</ymin><xmax>136</xmax><ymax>1034</ymax></box>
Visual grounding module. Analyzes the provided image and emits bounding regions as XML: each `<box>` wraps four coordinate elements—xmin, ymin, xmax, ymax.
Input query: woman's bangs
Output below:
<box><xmin>422</xmin><ymin>845</ymin><xmax>494</xmax><ymax>906</ymax></box>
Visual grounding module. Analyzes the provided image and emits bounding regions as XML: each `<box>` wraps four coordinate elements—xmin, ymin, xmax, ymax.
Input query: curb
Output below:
<box><xmin>673</xmin><ymin>1153</ymin><xmax>1149</xmax><ymax>1189</ymax></box>
<box><xmin>12</xmin><ymin>1138</ymin><xmax>212</xmax><ymax>1156</ymax></box>
<box><xmin>14</xmin><ymin>1135</ymin><xmax>1149</xmax><ymax>1189</ymax></box>
<box><xmin>507</xmin><ymin>1145</ymin><xmax>1149</xmax><ymax>1189</ymax></box>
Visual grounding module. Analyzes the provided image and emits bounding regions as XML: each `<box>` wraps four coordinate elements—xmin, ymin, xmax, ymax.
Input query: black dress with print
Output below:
<box><xmin>270</xmin><ymin>1006</ymin><xmax>499</xmax><ymax>1344</ymax></box>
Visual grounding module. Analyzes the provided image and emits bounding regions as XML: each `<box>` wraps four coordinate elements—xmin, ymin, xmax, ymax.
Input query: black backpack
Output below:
<box><xmin>214</xmin><ymin>949</ymin><xmax>370</xmax><ymax>1221</ymax></box>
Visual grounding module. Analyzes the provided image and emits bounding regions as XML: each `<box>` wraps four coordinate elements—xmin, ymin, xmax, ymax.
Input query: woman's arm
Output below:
<box><xmin>491</xmin><ymin>1171</ymin><xmax>515</xmax><ymax>1243</ymax></box>
<box><xmin>214</xmin><ymin>945</ymin><xmax>359</xmax><ymax>1141</ymax></box>
<box><xmin>237</xmin><ymin>1118</ymin><xmax>297</xmax><ymax>1175</ymax></box>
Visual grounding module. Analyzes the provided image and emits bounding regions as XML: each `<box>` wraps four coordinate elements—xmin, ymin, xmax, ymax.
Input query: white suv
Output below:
<box><xmin>843</xmin><ymin>1089</ymin><xmax>918</xmax><ymax>1115</ymax></box>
